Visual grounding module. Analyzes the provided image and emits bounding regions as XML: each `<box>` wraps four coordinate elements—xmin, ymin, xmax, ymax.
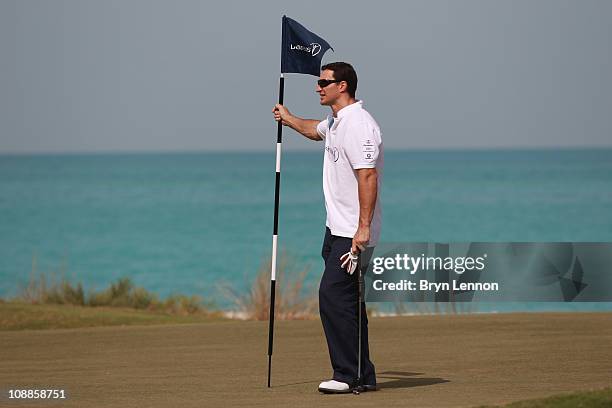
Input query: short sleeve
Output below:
<box><xmin>316</xmin><ymin>120</ymin><xmax>327</xmax><ymax>139</ymax></box>
<box><xmin>343</xmin><ymin>121</ymin><xmax>380</xmax><ymax>169</ymax></box>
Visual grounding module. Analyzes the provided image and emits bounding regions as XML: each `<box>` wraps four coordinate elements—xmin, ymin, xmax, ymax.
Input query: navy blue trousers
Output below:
<box><xmin>319</xmin><ymin>227</ymin><xmax>376</xmax><ymax>386</ymax></box>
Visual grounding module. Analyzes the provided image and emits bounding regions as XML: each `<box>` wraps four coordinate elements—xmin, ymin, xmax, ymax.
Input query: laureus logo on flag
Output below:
<box><xmin>281</xmin><ymin>16</ymin><xmax>333</xmax><ymax>76</ymax></box>
<box><xmin>290</xmin><ymin>43</ymin><xmax>322</xmax><ymax>57</ymax></box>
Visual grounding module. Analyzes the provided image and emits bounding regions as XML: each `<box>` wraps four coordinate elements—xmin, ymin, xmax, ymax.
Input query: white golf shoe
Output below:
<box><xmin>318</xmin><ymin>379</ymin><xmax>351</xmax><ymax>394</ymax></box>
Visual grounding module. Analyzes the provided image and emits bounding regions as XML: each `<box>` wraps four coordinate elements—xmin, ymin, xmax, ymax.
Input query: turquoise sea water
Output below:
<box><xmin>1</xmin><ymin>149</ymin><xmax>611</xmax><ymax>311</ymax></box>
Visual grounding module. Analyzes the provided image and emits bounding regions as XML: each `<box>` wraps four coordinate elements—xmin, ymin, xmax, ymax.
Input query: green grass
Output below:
<box><xmin>476</xmin><ymin>387</ymin><xmax>612</xmax><ymax>407</ymax></box>
<box><xmin>0</xmin><ymin>302</ymin><xmax>225</xmax><ymax>331</ymax></box>
<box><xmin>0</xmin><ymin>254</ymin><xmax>321</xmax><ymax>330</ymax></box>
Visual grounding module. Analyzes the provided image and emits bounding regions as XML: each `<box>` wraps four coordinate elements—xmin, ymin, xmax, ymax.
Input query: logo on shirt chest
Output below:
<box><xmin>325</xmin><ymin>145</ymin><xmax>339</xmax><ymax>162</ymax></box>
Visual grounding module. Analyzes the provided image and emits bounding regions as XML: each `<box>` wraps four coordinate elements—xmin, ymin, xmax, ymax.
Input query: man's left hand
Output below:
<box><xmin>352</xmin><ymin>225</ymin><xmax>370</xmax><ymax>254</ymax></box>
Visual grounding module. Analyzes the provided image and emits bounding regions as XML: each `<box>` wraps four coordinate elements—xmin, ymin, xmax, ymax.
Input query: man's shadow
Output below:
<box><xmin>276</xmin><ymin>371</ymin><xmax>449</xmax><ymax>389</ymax></box>
<box><xmin>376</xmin><ymin>371</ymin><xmax>449</xmax><ymax>390</ymax></box>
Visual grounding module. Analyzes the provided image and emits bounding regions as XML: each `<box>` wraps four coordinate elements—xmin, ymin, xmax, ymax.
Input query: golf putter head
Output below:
<box><xmin>352</xmin><ymin>384</ymin><xmax>365</xmax><ymax>395</ymax></box>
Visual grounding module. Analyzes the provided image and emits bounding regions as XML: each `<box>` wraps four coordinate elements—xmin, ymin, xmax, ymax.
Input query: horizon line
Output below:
<box><xmin>1</xmin><ymin>145</ymin><xmax>612</xmax><ymax>157</ymax></box>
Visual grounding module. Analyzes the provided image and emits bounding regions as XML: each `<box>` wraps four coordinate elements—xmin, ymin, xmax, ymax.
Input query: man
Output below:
<box><xmin>272</xmin><ymin>62</ymin><xmax>383</xmax><ymax>394</ymax></box>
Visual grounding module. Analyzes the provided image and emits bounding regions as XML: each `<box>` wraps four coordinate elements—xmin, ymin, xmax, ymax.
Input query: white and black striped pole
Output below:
<box><xmin>267</xmin><ymin>73</ymin><xmax>284</xmax><ymax>388</ymax></box>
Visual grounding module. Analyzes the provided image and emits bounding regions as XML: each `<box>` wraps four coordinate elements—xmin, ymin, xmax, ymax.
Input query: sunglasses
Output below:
<box><xmin>317</xmin><ymin>79</ymin><xmax>343</xmax><ymax>88</ymax></box>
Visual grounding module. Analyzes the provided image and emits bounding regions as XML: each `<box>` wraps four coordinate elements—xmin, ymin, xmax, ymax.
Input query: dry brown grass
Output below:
<box><xmin>219</xmin><ymin>251</ymin><xmax>318</xmax><ymax>320</ymax></box>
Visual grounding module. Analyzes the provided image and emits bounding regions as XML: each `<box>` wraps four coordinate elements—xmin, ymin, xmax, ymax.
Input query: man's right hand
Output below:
<box><xmin>272</xmin><ymin>104</ymin><xmax>292</xmax><ymax>126</ymax></box>
<box><xmin>271</xmin><ymin>105</ymin><xmax>322</xmax><ymax>141</ymax></box>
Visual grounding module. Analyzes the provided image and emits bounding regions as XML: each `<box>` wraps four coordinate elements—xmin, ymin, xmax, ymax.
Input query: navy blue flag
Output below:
<box><xmin>281</xmin><ymin>16</ymin><xmax>333</xmax><ymax>76</ymax></box>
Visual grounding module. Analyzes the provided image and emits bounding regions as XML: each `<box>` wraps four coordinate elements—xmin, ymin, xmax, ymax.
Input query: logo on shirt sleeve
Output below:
<box><xmin>362</xmin><ymin>139</ymin><xmax>376</xmax><ymax>161</ymax></box>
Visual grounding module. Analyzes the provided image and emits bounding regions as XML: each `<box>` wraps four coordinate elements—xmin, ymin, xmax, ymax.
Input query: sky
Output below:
<box><xmin>0</xmin><ymin>0</ymin><xmax>611</xmax><ymax>153</ymax></box>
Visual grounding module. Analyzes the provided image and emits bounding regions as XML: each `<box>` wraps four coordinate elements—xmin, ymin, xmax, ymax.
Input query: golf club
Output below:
<box><xmin>353</xmin><ymin>253</ymin><xmax>364</xmax><ymax>395</ymax></box>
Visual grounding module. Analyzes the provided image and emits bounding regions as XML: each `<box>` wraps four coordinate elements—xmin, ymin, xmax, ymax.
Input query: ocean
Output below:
<box><xmin>1</xmin><ymin>149</ymin><xmax>611</xmax><ymax>311</ymax></box>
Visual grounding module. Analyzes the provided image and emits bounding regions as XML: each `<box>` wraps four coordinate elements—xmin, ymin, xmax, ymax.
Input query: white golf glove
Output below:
<box><xmin>340</xmin><ymin>251</ymin><xmax>359</xmax><ymax>275</ymax></box>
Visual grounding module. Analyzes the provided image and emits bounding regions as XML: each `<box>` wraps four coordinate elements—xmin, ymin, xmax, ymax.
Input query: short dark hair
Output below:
<box><xmin>321</xmin><ymin>62</ymin><xmax>357</xmax><ymax>98</ymax></box>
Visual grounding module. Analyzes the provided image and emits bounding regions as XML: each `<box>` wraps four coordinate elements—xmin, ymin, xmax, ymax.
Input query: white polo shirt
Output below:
<box><xmin>316</xmin><ymin>100</ymin><xmax>383</xmax><ymax>247</ymax></box>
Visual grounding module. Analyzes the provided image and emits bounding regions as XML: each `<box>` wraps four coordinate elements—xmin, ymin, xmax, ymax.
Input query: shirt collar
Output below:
<box><xmin>334</xmin><ymin>100</ymin><xmax>363</xmax><ymax>120</ymax></box>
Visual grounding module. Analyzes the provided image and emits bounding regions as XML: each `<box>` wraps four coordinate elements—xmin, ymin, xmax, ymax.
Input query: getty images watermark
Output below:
<box><xmin>371</xmin><ymin>252</ymin><xmax>496</xmax><ymax>292</ymax></box>
<box><xmin>363</xmin><ymin>243</ymin><xmax>612</xmax><ymax>303</ymax></box>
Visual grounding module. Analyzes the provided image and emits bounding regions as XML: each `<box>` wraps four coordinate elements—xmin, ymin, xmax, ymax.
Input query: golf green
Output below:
<box><xmin>1</xmin><ymin>312</ymin><xmax>611</xmax><ymax>407</ymax></box>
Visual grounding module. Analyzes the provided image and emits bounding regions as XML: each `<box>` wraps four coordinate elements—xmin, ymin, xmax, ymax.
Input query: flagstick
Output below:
<box><xmin>268</xmin><ymin>73</ymin><xmax>285</xmax><ymax>388</ymax></box>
